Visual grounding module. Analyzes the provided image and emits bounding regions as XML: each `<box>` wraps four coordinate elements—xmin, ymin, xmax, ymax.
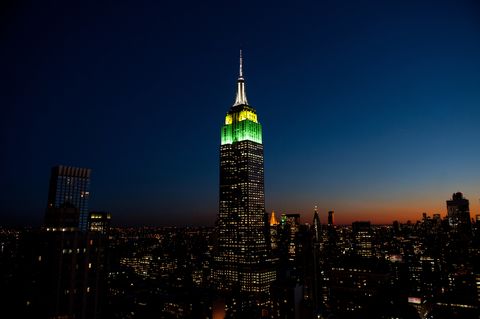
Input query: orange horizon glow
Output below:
<box><xmin>275</xmin><ymin>196</ymin><xmax>480</xmax><ymax>226</ymax></box>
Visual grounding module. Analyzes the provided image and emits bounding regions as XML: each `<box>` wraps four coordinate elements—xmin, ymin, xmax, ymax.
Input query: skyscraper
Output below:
<box><xmin>311</xmin><ymin>207</ymin><xmax>321</xmax><ymax>312</ymax></box>
<box><xmin>270</xmin><ymin>211</ymin><xmax>279</xmax><ymax>226</ymax></box>
<box><xmin>312</xmin><ymin>206</ymin><xmax>321</xmax><ymax>243</ymax></box>
<box><xmin>19</xmin><ymin>166</ymin><xmax>104</xmax><ymax>319</ymax></box>
<box><xmin>213</xmin><ymin>52</ymin><xmax>275</xmax><ymax>301</ymax></box>
<box><xmin>47</xmin><ymin>165</ymin><xmax>91</xmax><ymax>231</ymax></box>
<box><xmin>328</xmin><ymin>210</ymin><xmax>334</xmax><ymax>227</ymax></box>
<box><xmin>269</xmin><ymin>211</ymin><xmax>280</xmax><ymax>251</ymax></box>
<box><xmin>446</xmin><ymin>192</ymin><xmax>471</xmax><ymax>233</ymax></box>
<box><xmin>352</xmin><ymin>221</ymin><xmax>373</xmax><ymax>258</ymax></box>
<box><xmin>446</xmin><ymin>192</ymin><xmax>472</xmax><ymax>263</ymax></box>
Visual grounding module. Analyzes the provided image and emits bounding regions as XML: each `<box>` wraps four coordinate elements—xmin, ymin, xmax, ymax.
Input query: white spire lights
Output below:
<box><xmin>233</xmin><ymin>49</ymin><xmax>248</xmax><ymax>106</ymax></box>
<box><xmin>239</xmin><ymin>49</ymin><xmax>243</xmax><ymax>78</ymax></box>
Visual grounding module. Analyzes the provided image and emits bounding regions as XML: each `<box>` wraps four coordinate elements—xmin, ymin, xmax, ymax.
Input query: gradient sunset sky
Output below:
<box><xmin>2</xmin><ymin>0</ymin><xmax>480</xmax><ymax>226</ymax></box>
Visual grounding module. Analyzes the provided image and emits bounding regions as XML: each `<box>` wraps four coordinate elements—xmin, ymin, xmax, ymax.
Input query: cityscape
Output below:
<box><xmin>2</xmin><ymin>1</ymin><xmax>480</xmax><ymax>319</ymax></box>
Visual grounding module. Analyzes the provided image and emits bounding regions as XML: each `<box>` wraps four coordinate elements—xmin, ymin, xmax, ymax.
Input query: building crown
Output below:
<box><xmin>221</xmin><ymin>51</ymin><xmax>262</xmax><ymax>145</ymax></box>
<box><xmin>270</xmin><ymin>211</ymin><xmax>279</xmax><ymax>226</ymax></box>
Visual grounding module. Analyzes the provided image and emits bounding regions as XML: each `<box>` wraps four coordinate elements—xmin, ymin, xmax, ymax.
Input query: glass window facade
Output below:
<box><xmin>47</xmin><ymin>166</ymin><xmax>91</xmax><ymax>231</ymax></box>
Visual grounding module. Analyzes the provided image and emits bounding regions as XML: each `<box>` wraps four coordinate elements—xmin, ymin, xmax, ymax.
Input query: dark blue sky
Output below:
<box><xmin>2</xmin><ymin>0</ymin><xmax>480</xmax><ymax>226</ymax></box>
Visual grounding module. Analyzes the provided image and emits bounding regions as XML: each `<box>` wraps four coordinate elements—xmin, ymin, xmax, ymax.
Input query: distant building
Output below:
<box><xmin>270</xmin><ymin>210</ymin><xmax>279</xmax><ymax>226</ymax></box>
<box><xmin>447</xmin><ymin>192</ymin><xmax>471</xmax><ymax>232</ymax></box>
<box><xmin>270</xmin><ymin>211</ymin><xmax>280</xmax><ymax>251</ymax></box>
<box><xmin>329</xmin><ymin>258</ymin><xmax>391</xmax><ymax>317</ymax></box>
<box><xmin>328</xmin><ymin>211</ymin><xmax>334</xmax><ymax>227</ymax></box>
<box><xmin>88</xmin><ymin>212</ymin><xmax>112</xmax><ymax>235</ymax></box>
<box><xmin>311</xmin><ymin>207</ymin><xmax>322</xmax><ymax>312</ymax></box>
<box><xmin>352</xmin><ymin>221</ymin><xmax>373</xmax><ymax>258</ymax></box>
<box><xmin>47</xmin><ymin>165</ymin><xmax>91</xmax><ymax>231</ymax></box>
<box><xmin>312</xmin><ymin>207</ymin><xmax>321</xmax><ymax>243</ymax></box>
<box><xmin>283</xmin><ymin>214</ymin><xmax>301</xmax><ymax>262</ymax></box>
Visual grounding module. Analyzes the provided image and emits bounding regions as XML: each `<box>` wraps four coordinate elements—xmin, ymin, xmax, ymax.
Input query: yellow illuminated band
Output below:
<box><xmin>238</xmin><ymin>110</ymin><xmax>257</xmax><ymax>123</ymax></box>
<box><xmin>225</xmin><ymin>110</ymin><xmax>257</xmax><ymax>125</ymax></box>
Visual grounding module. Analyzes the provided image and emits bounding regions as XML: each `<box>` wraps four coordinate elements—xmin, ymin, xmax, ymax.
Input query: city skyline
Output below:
<box><xmin>2</xmin><ymin>1</ymin><xmax>480</xmax><ymax>226</ymax></box>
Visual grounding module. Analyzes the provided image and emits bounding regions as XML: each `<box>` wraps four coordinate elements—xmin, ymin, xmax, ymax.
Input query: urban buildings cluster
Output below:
<box><xmin>1</xmin><ymin>54</ymin><xmax>479</xmax><ymax>318</ymax></box>
<box><xmin>2</xmin><ymin>196</ymin><xmax>480</xmax><ymax>318</ymax></box>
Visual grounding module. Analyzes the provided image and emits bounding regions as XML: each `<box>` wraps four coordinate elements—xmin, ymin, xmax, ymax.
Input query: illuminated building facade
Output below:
<box><xmin>352</xmin><ymin>221</ymin><xmax>373</xmax><ymax>258</ymax></box>
<box><xmin>47</xmin><ymin>165</ymin><xmax>91</xmax><ymax>231</ymax></box>
<box><xmin>284</xmin><ymin>214</ymin><xmax>301</xmax><ymax>262</ymax></box>
<box><xmin>213</xmin><ymin>52</ymin><xmax>276</xmax><ymax>298</ymax></box>
<box><xmin>88</xmin><ymin>211</ymin><xmax>112</xmax><ymax>235</ymax></box>
<box><xmin>270</xmin><ymin>211</ymin><xmax>279</xmax><ymax>226</ymax></box>
<box><xmin>270</xmin><ymin>211</ymin><xmax>280</xmax><ymax>251</ymax></box>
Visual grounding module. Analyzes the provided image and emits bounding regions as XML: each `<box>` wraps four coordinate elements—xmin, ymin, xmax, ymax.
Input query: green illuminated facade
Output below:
<box><xmin>221</xmin><ymin>106</ymin><xmax>262</xmax><ymax>145</ymax></box>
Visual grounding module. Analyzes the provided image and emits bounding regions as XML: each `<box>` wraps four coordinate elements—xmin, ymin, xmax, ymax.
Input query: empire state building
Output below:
<box><xmin>212</xmin><ymin>52</ymin><xmax>276</xmax><ymax>297</ymax></box>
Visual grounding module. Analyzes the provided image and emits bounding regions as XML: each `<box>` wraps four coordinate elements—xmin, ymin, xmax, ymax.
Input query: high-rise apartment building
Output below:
<box><xmin>212</xmin><ymin>52</ymin><xmax>276</xmax><ymax>299</ymax></box>
<box><xmin>47</xmin><ymin>165</ymin><xmax>91</xmax><ymax>231</ymax></box>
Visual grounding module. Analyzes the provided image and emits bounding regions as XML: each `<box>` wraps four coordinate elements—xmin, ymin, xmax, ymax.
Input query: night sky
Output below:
<box><xmin>2</xmin><ymin>0</ymin><xmax>480</xmax><ymax>226</ymax></box>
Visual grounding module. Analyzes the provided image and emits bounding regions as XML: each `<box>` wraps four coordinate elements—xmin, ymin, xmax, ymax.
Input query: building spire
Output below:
<box><xmin>270</xmin><ymin>210</ymin><xmax>279</xmax><ymax>226</ymax></box>
<box><xmin>233</xmin><ymin>49</ymin><xmax>248</xmax><ymax>106</ymax></box>
<box><xmin>239</xmin><ymin>49</ymin><xmax>243</xmax><ymax>78</ymax></box>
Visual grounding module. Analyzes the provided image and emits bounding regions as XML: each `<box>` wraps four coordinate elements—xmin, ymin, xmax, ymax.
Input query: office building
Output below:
<box><xmin>88</xmin><ymin>212</ymin><xmax>112</xmax><ymax>235</ymax></box>
<box><xmin>352</xmin><ymin>221</ymin><xmax>373</xmax><ymax>258</ymax></box>
<box><xmin>47</xmin><ymin>165</ymin><xmax>91</xmax><ymax>231</ymax></box>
